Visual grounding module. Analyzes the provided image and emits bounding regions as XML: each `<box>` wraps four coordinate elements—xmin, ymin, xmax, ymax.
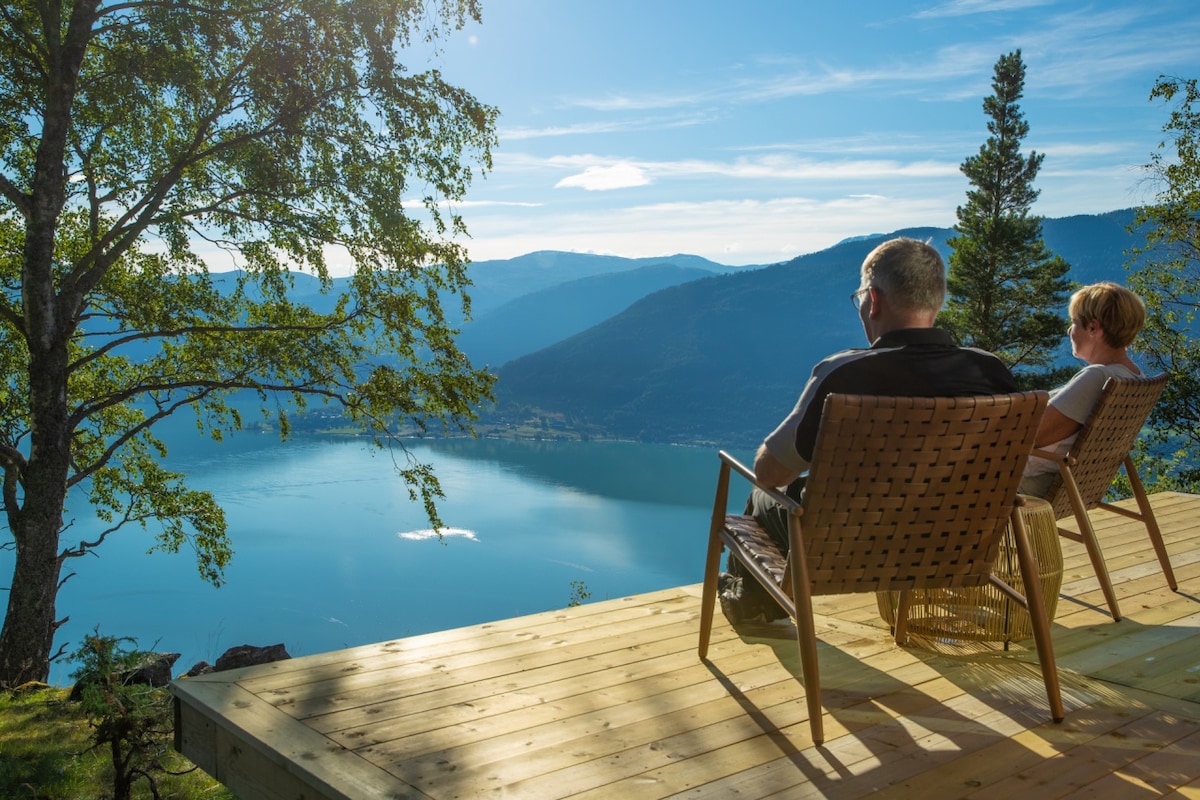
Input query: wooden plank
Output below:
<box><xmin>342</xmin><ymin>637</ymin><xmax>777</xmax><ymax>759</ymax></box>
<box><xmin>237</xmin><ymin>588</ymin><xmax>702</xmax><ymax>695</ymax></box>
<box><xmin>1057</xmin><ymin>727</ymin><xmax>1200</xmax><ymax>799</ymax></box>
<box><xmin>270</xmin><ymin>601</ymin><xmax>719</xmax><ymax>720</ymax></box>
<box><xmin>959</xmin><ymin>681</ymin><xmax>1200</xmax><ymax>800</ymax></box>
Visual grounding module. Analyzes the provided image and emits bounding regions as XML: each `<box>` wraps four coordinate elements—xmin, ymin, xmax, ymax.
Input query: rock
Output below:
<box><xmin>69</xmin><ymin>651</ymin><xmax>180</xmax><ymax>700</ymax></box>
<box><xmin>128</xmin><ymin>652</ymin><xmax>180</xmax><ymax>687</ymax></box>
<box><xmin>212</xmin><ymin>643</ymin><xmax>291</xmax><ymax>672</ymax></box>
<box><xmin>183</xmin><ymin>661</ymin><xmax>213</xmax><ymax>677</ymax></box>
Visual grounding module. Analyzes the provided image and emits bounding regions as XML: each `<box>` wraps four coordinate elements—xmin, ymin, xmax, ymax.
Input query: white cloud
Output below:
<box><xmin>555</xmin><ymin>162</ymin><xmax>651</xmax><ymax>191</ymax></box>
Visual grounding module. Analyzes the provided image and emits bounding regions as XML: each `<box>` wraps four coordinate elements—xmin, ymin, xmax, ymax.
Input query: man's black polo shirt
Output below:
<box><xmin>762</xmin><ymin>327</ymin><xmax>1019</xmax><ymax>474</ymax></box>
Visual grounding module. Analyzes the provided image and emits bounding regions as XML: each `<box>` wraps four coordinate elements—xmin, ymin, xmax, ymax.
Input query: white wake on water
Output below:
<box><xmin>397</xmin><ymin>527</ymin><xmax>479</xmax><ymax>542</ymax></box>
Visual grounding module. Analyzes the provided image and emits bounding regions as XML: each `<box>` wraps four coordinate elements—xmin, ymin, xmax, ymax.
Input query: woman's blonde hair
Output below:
<box><xmin>1069</xmin><ymin>282</ymin><xmax>1145</xmax><ymax>349</ymax></box>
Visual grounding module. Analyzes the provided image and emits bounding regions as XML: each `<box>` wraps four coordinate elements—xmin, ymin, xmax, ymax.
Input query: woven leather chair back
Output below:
<box><xmin>1042</xmin><ymin>374</ymin><xmax>1167</xmax><ymax>521</ymax></box>
<box><xmin>799</xmin><ymin>391</ymin><xmax>1048</xmax><ymax>595</ymax></box>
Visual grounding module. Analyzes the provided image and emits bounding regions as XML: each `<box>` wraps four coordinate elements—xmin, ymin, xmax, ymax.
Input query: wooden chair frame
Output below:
<box><xmin>1033</xmin><ymin>373</ymin><xmax>1174</xmax><ymax>621</ymax></box>
<box><xmin>698</xmin><ymin>392</ymin><xmax>1064</xmax><ymax>745</ymax></box>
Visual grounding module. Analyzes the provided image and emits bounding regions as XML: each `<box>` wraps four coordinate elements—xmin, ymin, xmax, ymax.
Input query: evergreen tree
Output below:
<box><xmin>941</xmin><ymin>50</ymin><xmax>1072</xmax><ymax>386</ymax></box>
<box><xmin>1127</xmin><ymin>76</ymin><xmax>1200</xmax><ymax>491</ymax></box>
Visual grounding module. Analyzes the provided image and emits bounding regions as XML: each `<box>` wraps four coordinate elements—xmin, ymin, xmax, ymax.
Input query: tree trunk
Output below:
<box><xmin>0</xmin><ymin>514</ymin><xmax>65</xmax><ymax>685</ymax></box>
<box><xmin>0</xmin><ymin>307</ymin><xmax>72</xmax><ymax>687</ymax></box>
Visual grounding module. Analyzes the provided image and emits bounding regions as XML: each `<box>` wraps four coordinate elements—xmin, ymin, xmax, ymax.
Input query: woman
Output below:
<box><xmin>1021</xmin><ymin>282</ymin><xmax>1146</xmax><ymax>497</ymax></box>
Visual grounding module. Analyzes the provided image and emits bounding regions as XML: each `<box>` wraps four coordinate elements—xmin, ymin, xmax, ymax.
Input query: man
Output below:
<box><xmin>720</xmin><ymin>236</ymin><xmax>1019</xmax><ymax>624</ymax></box>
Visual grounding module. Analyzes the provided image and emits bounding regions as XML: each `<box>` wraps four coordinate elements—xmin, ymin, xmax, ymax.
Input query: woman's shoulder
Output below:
<box><xmin>1052</xmin><ymin>362</ymin><xmax>1141</xmax><ymax>410</ymax></box>
<box><xmin>1051</xmin><ymin>365</ymin><xmax>1118</xmax><ymax>417</ymax></box>
<box><xmin>1079</xmin><ymin>362</ymin><xmax>1142</xmax><ymax>381</ymax></box>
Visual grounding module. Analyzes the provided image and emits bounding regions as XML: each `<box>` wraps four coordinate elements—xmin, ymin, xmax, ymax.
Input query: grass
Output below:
<box><xmin>0</xmin><ymin>684</ymin><xmax>234</xmax><ymax>800</ymax></box>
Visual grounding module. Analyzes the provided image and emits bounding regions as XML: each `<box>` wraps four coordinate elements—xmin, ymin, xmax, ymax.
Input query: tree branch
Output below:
<box><xmin>68</xmin><ymin>314</ymin><xmax>357</xmax><ymax>373</ymax></box>
<box><xmin>0</xmin><ymin>174</ymin><xmax>32</xmax><ymax>216</ymax></box>
<box><xmin>66</xmin><ymin>379</ymin><xmax>349</xmax><ymax>489</ymax></box>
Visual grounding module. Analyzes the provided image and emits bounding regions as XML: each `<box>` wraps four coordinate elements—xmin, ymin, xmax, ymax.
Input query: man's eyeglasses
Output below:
<box><xmin>850</xmin><ymin>287</ymin><xmax>870</xmax><ymax>309</ymax></box>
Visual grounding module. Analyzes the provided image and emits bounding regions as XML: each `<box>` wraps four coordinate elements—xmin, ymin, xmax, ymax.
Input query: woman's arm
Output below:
<box><xmin>1035</xmin><ymin>405</ymin><xmax>1082</xmax><ymax>448</ymax></box>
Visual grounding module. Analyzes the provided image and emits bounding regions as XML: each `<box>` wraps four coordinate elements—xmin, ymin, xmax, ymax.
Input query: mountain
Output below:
<box><xmin>487</xmin><ymin>209</ymin><xmax>1147</xmax><ymax>447</ymax></box>
<box><xmin>461</xmin><ymin>250</ymin><xmax>746</xmax><ymax>316</ymax></box>
<box><xmin>456</xmin><ymin>262</ymin><xmax>720</xmax><ymax>368</ymax></box>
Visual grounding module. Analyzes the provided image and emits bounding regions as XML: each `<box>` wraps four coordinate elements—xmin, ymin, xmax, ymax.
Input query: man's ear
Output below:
<box><xmin>868</xmin><ymin>286</ymin><xmax>883</xmax><ymax>318</ymax></box>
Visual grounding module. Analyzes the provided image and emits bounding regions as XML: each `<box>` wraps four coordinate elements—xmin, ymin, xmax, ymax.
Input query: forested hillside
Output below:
<box><xmin>483</xmin><ymin>209</ymin><xmax>1146</xmax><ymax>446</ymax></box>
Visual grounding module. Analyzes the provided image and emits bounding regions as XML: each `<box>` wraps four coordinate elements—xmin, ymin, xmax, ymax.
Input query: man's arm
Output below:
<box><xmin>754</xmin><ymin>443</ymin><xmax>803</xmax><ymax>488</ymax></box>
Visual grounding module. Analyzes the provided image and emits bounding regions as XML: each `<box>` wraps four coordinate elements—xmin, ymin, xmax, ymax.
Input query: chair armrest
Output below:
<box><xmin>1030</xmin><ymin>447</ymin><xmax>1076</xmax><ymax>466</ymax></box>
<box><xmin>718</xmin><ymin>450</ymin><xmax>802</xmax><ymax>514</ymax></box>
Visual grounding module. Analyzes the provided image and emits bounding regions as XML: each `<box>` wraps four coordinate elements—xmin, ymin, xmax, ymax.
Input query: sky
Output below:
<box><xmin>410</xmin><ymin>0</ymin><xmax>1200</xmax><ymax>268</ymax></box>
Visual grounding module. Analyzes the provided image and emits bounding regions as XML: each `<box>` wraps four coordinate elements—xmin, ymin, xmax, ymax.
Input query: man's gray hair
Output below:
<box><xmin>860</xmin><ymin>237</ymin><xmax>946</xmax><ymax>314</ymax></box>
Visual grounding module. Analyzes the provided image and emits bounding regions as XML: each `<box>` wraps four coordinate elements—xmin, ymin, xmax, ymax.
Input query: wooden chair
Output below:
<box><xmin>1033</xmin><ymin>373</ymin><xmax>1174</xmax><ymax>621</ymax></box>
<box><xmin>698</xmin><ymin>392</ymin><xmax>1063</xmax><ymax>745</ymax></box>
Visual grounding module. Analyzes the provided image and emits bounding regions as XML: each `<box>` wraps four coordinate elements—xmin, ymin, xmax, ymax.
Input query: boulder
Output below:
<box><xmin>128</xmin><ymin>651</ymin><xmax>180</xmax><ymax>687</ymax></box>
<box><xmin>69</xmin><ymin>651</ymin><xmax>180</xmax><ymax>701</ymax></box>
<box><xmin>212</xmin><ymin>643</ymin><xmax>291</xmax><ymax>672</ymax></box>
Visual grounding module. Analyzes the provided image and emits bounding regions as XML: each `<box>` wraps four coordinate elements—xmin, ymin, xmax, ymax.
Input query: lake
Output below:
<box><xmin>12</xmin><ymin>428</ymin><xmax>751</xmax><ymax>686</ymax></box>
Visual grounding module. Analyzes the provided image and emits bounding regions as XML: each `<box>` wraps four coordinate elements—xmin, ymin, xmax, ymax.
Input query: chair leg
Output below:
<box><xmin>1061</xmin><ymin>467</ymin><xmax>1122</xmax><ymax>620</ymax></box>
<box><xmin>1008</xmin><ymin>507</ymin><xmax>1065</xmax><ymax>723</ymax></box>
<box><xmin>1124</xmin><ymin>455</ymin><xmax>1178</xmax><ymax>591</ymax></box>
<box><xmin>788</xmin><ymin>516</ymin><xmax>824</xmax><ymax>746</ymax></box>
<box><xmin>699</xmin><ymin>528</ymin><xmax>724</xmax><ymax>660</ymax></box>
<box><xmin>699</xmin><ymin>462</ymin><xmax>732</xmax><ymax>660</ymax></box>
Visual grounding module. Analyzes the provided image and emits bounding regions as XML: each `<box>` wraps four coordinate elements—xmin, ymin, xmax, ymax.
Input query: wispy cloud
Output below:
<box><xmin>451</xmin><ymin>2</ymin><xmax>1192</xmax><ymax>269</ymax></box>
<box><xmin>733</xmin><ymin>133</ymin><xmax>978</xmax><ymax>158</ymax></box>
<box><xmin>1034</xmin><ymin>142</ymin><xmax>1132</xmax><ymax>159</ymax></box>
<box><xmin>459</xmin><ymin>194</ymin><xmax>961</xmax><ymax>267</ymax></box>
<box><xmin>545</xmin><ymin>153</ymin><xmax>961</xmax><ymax>189</ymax></box>
<box><xmin>500</xmin><ymin>112</ymin><xmax>712</xmax><ymax>141</ymax></box>
<box><xmin>444</xmin><ymin>199</ymin><xmax>543</xmax><ymax>208</ymax></box>
<box><xmin>1018</xmin><ymin>9</ymin><xmax>1200</xmax><ymax>93</ymax></box>
<box><xmin>557</xmin><ymin>8</ymin><xmax>1190</xmax><ymax>114</ymax></box>
<box><xmin>913</xmin><ymin>0</ymin><xmax>1056</xmax><ymax>19</ymax></box>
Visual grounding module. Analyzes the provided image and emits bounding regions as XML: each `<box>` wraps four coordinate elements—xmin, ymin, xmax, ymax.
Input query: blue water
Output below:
<box><xmin>7</xmin><ymin>430</ymin><xmax>751</xmax><ymax>686</ymax></box>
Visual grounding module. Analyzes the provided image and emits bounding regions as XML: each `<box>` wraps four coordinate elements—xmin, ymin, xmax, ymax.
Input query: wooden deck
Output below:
<box><xmin>172</xmin><ymin>492</ymin><xmax>1200</xmax><ymax>799</ymax></box>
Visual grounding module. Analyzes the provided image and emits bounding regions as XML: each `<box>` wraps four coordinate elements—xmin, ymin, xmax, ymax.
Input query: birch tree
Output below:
<box><xmin>0</xmin><ymin>0</ymin><xmax>496</xmax><ymax>685</ymax></box>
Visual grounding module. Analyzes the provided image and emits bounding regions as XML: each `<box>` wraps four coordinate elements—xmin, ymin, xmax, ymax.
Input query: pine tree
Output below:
<box><xmin>941</xmin><ymin>50</ymin><xmax>1072</xmax><ymax>386</ymax></box>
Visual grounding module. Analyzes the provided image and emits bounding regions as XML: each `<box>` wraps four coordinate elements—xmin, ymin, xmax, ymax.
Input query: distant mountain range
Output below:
<box><xmin>455</xmin><ymin>262</ymin><xmax>723</xmax><ymax>368</ymax></box>
<box><xmin>468</xmin><ymin>209</ymin><xmax>1149</xmax><ymax>447</ymax></box>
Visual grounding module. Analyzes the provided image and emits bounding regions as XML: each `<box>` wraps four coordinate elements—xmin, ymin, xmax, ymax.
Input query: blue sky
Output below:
<box><xmin>417</xmin><ymin>0</ymin><xmax>1200</xmax><ymax>267</ymax></box>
